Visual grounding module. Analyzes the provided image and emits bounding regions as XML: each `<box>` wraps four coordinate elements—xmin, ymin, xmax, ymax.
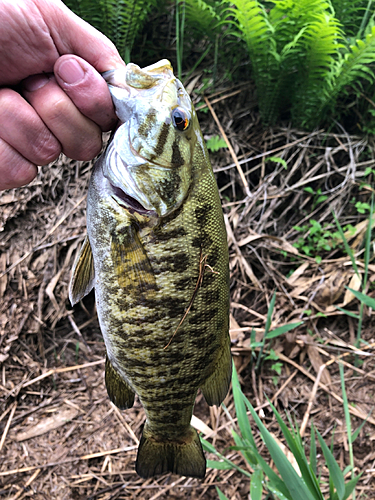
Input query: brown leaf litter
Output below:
<box><xmin>1</xmin><ymin>83</ymin><xmax>375</xmax><ymax>499</ymax></box>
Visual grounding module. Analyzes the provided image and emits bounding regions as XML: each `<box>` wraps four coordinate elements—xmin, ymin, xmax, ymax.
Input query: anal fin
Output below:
<box><xmin>105</xmin><ymin>356</ymin><xmax>135</xmax><ymax>410</ymax></box>
<box><xmin>136</xmin><ymin>423</ymin><xmax>206</xmax><ymax>479</ymax></box>
<box><xmin>200</xmin><ymin>340</ymin><xmax>232</xmax><ymax>406</ymax></box>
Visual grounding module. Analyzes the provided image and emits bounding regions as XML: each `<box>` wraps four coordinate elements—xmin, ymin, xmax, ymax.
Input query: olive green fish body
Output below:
<box><xmin>70</xmin><ymin>60</ymin><xmax>231</xmax><ymax>479</ymax></box>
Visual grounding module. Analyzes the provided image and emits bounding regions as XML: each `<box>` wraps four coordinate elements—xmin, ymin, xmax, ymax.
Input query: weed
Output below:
<box><xmin>206</xmin><ymin>135</ymin><xmax>228</xmax><ymax>152</ymax></box>
<box><xmin>293</xmin><ymin>220</ymin><xmax>345</xmax><ymax>263</ymax></box>
<box><xmin>304</xmin><ymin>187</ymin><xmax>329</xmax><ymax>210</ymax></box>
<box><xmin>202</xmin><ymin>364</ymin><xmax>362</xmax><ymax>500</ymax></box>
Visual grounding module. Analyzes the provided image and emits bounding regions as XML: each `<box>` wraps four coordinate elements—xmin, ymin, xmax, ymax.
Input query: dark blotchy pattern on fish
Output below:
<box><xmin>70</xmin><ymin>60</ymin><xmax>231</xmax><ymax>480</ymax></box>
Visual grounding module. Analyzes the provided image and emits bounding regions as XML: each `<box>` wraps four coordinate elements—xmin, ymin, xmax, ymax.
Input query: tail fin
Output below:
<box><xmin>135</xmin><ymin>423</ymin><xmax>206</xmax><ymax>479</ymax></box>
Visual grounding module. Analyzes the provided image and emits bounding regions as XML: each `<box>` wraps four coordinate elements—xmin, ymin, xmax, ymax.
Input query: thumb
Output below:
<box><xmin>54</xmin><ymin>55</ymin><xmax>118</xmax><ymax>131</ymax></box>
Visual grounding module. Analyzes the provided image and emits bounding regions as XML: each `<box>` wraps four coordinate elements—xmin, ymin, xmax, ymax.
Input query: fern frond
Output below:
<box><xmin>64</xmin><ymin>0</ymin><xmax>159</xmax><ymax>62</ymax></box>
<box><xmin>105</xmin><ymin>0</ymin><xmax>160</xmax><ymax>61</ymax></box>
<box><xmin>332</xmin><ymin>25</ymin><xmax>375</xmax><ymax>89</ymax></box>
<box><xmin>184</xmin><ymin>0</ymin><xmax>223</xmax><ymax>37</ymax></box>
<box><xmin>228</xmin><ymin>0</ymin><xmax>274</xmax><ymax>54</ymax></box>
<box><xmin>291</xmin><ymin>13</ymin><xmax>344</xmax><ymax>126</ymax></box>
<box><xmin>226</xmin><ymin>0</ymin><xmax>282</xmax><ymax>122</ymax></box>
<box><xmin>296</xmin><ymin>24</ymin><xmax>375</xmax><ymax>127</ymax></box>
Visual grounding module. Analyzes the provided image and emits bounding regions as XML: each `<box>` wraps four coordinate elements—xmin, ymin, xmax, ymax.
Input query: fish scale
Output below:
<box><xmin>69</xmin><ymin>59</ymin><xmax>231</xmax><ymax>479</ymax></box>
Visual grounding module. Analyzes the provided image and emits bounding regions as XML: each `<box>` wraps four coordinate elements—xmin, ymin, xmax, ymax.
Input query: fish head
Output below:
<box><xmin>102</xmin><ymin>60</ymin><xmax>199</xmax><ymax>217</ymax></box>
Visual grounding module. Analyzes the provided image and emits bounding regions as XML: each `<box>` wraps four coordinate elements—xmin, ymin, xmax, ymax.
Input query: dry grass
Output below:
<box><xmin>1</xmin><ymin>81</ymin><xmax>375</xmax><ymax>499</ymax></box>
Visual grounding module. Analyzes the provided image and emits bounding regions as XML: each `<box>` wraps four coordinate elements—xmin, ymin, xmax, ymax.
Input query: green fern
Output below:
<box><xmin>290</xmin><ymin>13</ymin><xmax>345</xmax><ymax>126</ymax></box>
<box><xmin>64</xmin><ymin>0</ymin><xmax>159</xmax><ymax>62</ymax></box>
<box><xmin>226</xmin><ymin>0</ymin><xmax>279</xmax><ymax>122</ymax></box>
<box><xmin>184</xmin><ymin>0</ymin><xmax>223</xmax><ymax>37</ymax></box>
<box><xmin>321</xmin><ymin>25</ymin><xmax>375</xmax><ymax>117</ymax></box>
<box><xmin>225</xmin><ymin>0</ymin><xmax>375</xmax><ymax>128</ymax></box>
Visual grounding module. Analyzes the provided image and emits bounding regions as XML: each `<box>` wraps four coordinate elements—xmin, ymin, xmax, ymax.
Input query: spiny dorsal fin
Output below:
<box><xmin>105</xmin><ymin>356</ymin><xmax>135</xmax><ymax>410</ymax></box>
<box><xmin>69</xmin><ymin>236</ymin><xmax>95</xmax><ymax>306</ymax></box>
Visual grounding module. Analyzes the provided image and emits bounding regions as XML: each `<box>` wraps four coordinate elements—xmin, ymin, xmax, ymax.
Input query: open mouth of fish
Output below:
<box><xmin>110</xmin><ymin>184</ymin><xmax>156</xmax><ymax>216</ymax></box>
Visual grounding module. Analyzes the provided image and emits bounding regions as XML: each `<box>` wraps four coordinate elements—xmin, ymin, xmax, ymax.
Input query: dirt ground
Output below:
<box><xmin>1</xmin><ymin>82</ymin><xmax>375</xmax><ymax>499</ymax></box>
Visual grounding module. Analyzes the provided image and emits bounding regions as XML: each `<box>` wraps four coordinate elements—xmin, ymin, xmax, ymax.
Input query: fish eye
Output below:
<box><xmin>172</xmin><ymin>107</ymin><xmax>190</xmax><ymax>131</ymax></box>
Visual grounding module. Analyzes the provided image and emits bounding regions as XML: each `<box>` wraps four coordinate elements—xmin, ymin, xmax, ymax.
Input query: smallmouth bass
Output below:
<box><xmin>69</xmin><ymin>59</ymin><xmax>231</xmax><ymax>479</ymax></box>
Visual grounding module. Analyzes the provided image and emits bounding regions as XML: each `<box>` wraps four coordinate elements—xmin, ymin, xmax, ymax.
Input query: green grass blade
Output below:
<box><xmin>231</xmin><ymin>428</ymin><xmax>258</xmax><ymax>467</ymax></box>
<box><xmin>310</xmin><ymin>425</ymin><xmax>317</xmax><ymax>476</ymax></box>
<box><xmin>335</xmin><ymin>307</ymin><xmax>360</xmax><ymax>319</ymax></box>
<box><xmin>351</xmin><ymin>409</ymin><xmax>372</xmax><ymax>442</ymax></box>
<box><xmin>346</xmin><ymin>288</ymin><xmax>375</xmax><ymax>309</ymax></box>
<box><xmin>339</xmin><ymin>363</ymin><xmax>355</xmax><ymax>499</ymax></box>
<box><xmin>332</xmin><ymin>211</ymin><xmax>359</xmax><ymax>277</ymax></box>
<box><xmin>247</xmin><ymin>405</ymin><xmax>317</xmax><ymax>500</ymax></box>
<box><xmin>250</xmin><ymin>468</ymin><xmax>264</xmax><ymax>500</ymax></box>
<box><xmin>231</xmin><ymin>364</ymin><xmax>257</xmax><ymax>448</ymax></box>
<box><xmin>265</xmin><ymin>400</ymin><xmax>324</xmax><ymax>499</ymax></box>
<box><xmin>343</xmin><ymin>474</ymin><xmax>363</xmax><ymax>500</ymax></box>
<box><xmin>363</xmin><ymin>196</ymin><xmax>374</xmax><ymax>289</ymax></box>
<box><xmin>206</xmin><ymin>459</ymin><xmax>233</xmax><ymax>470</ymax></box>
<box><xmin>265</xmin><ymin>321</ymin><xmax>304</xmax><ymax>339</ymax></box>
<box><xmin>201</xmin><ymin>437</ymin><xmax>252</xmax><ymax>478</ymax></box>
<box><xmin>265</xmin><ymin>290</ymin><xmax>277</xmax><ymax>335</ymax></box>
<box><xmin>316</xmin><ymin>430</ymin><xmax>345</xmax><ymax>500</ymax></box>
<box><xmin>256</xmin><ymin>290</ymin><xmax>277</xmax><ymax>370</ymax></box>
<box><xmin>216</xmin><ymin>487</ymin><xmax>230</xmax><ymax>500</ymax></box>
<box><xmin>267</xmin><ymin>483</ymin><xmax>294</xmax><ymax>500</ymax></box>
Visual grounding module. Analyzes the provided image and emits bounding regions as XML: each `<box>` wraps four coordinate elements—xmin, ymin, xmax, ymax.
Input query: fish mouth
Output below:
<box><xmin>110</xmin><ymin>184</ymin><xmax>156</xmax><ymax>216</ymax></box>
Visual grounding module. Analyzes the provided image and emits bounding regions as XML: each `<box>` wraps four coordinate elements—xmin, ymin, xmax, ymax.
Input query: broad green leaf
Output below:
<box><xmin>206</xmin><ymin>135</ymin><xmax>228</xmax><ymax>152</ymax></box>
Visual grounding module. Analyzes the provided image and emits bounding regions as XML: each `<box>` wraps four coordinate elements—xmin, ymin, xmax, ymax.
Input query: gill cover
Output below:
<box><xmin>102</xmin><ymin>60</ymin><xmax>197</xmax><ymax>217</ymax></box>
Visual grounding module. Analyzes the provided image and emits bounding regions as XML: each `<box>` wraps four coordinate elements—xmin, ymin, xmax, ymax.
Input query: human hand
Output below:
<box><xmin>0</xmin><ymin>0</ymin><xmax>126</xmax><ymax>191</ymax></box>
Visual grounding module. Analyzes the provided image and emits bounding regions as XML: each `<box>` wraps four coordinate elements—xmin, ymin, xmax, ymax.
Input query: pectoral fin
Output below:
<box><xmin>69</xmin><ymin>236</ymin><xmax>95</xmax><ymax>306</ymax></box>
<box><xmin>111</xmin><ymin>223</ymin><xmax>156</xmax><ymax>296</ymax></box>
<box><xmin>105</xmin><ymin>356</ymin><xmax>135</xmax><ymax>410</ymax></box>
<box><xmin>200</xmin><ymin>339</ymin><xmax>232</xmax><ymax>406</ymax></box>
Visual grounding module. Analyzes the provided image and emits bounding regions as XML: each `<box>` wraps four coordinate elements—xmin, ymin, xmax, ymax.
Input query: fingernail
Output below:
<box><xmin>23</xmin><ymin>74</ymin><xmax>50</xmax><ymax>92</ymax></box>
<box><xmin>57</xmin><ymin>59</ymin><xmax>85</xmax><ymax>85</ymax></box>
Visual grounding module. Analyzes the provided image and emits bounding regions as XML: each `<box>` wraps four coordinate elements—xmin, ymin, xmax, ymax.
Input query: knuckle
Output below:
<box><xmin>0</xmin><ymin>139</ymin><xmax>37</xmax><ymax>190</ymax></box>
<box><xmin>70</xmin><ymin>132</ymin><xmax>102</xmax><ymax>161</ymax></box>
<box><xmin>33</xmin><ymin>129</ymin><xmax>61</xmax><ymax>165</ymax></box>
